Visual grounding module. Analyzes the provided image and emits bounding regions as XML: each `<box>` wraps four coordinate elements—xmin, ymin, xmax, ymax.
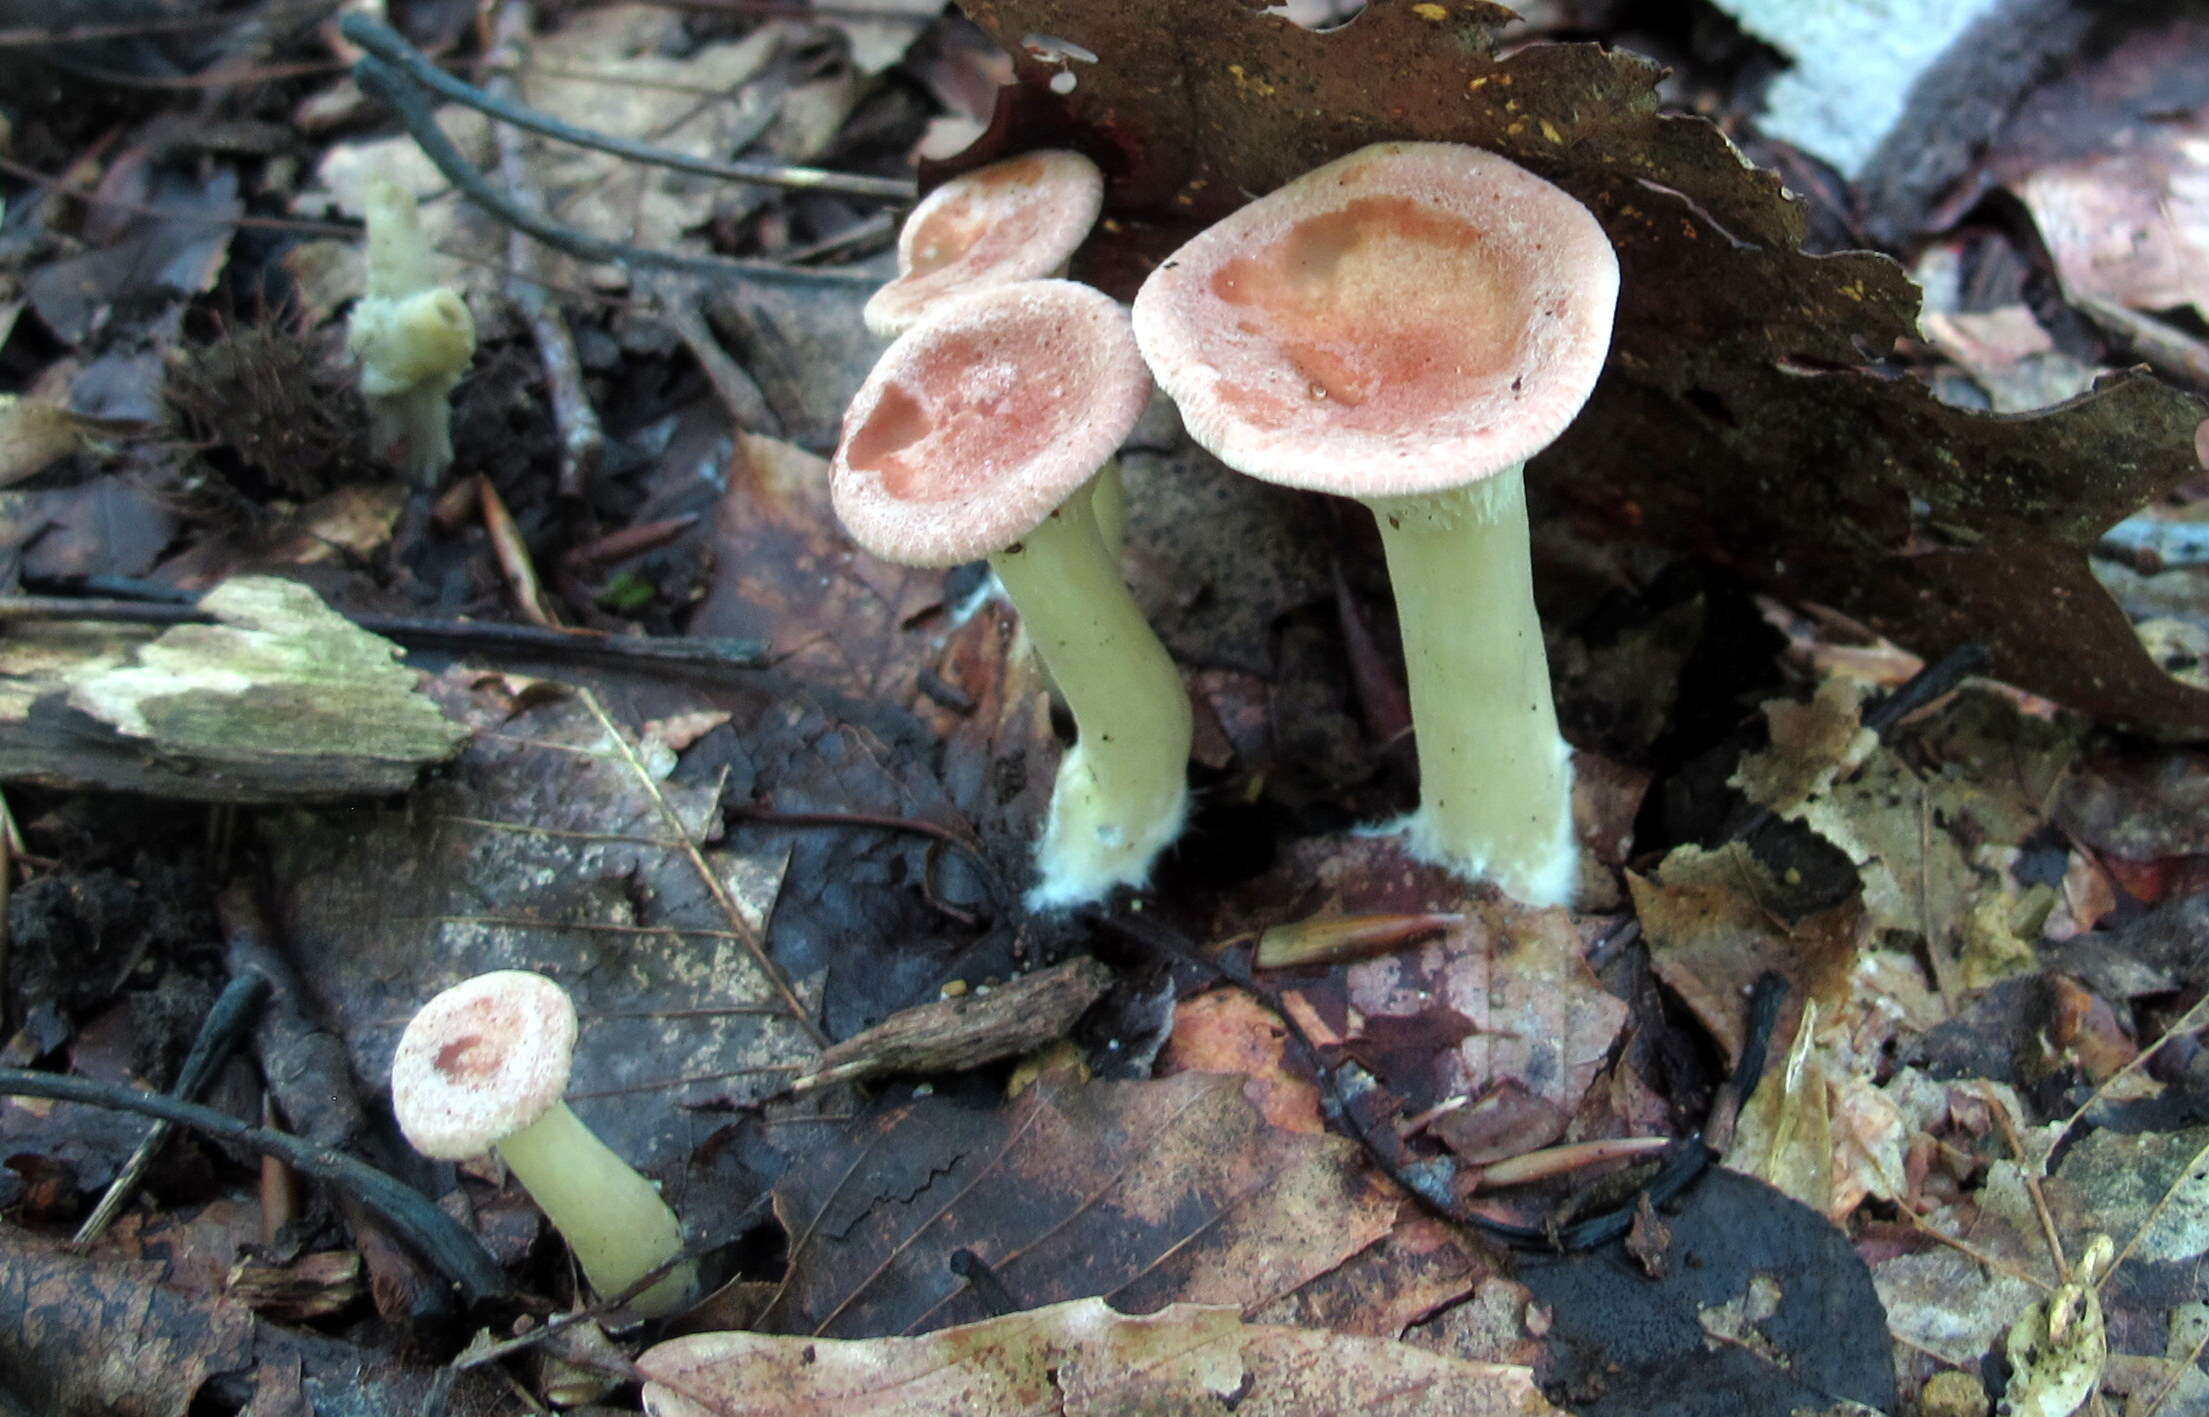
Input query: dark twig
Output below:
<box><xmin>0</xmin><ymin>1069</ymin><xmax>510</xmax><ymax>1305</ymax></box>
<box><xmin>485</xmin><ymin>0</ymin><xmax>603</xmax><ymax>501</ymax></box>
<box><xmin>730</xmin><ymin>802</ymin><xmax>1002</xmax><ymax>920</ymax></box>
<box><xmin>73</xmin><ymin>970</ymin><xmax>271</xmax><ymax>1244</ymax></box>
<box><xmin>0</xmin><ymin>595</ymin><xmax>766</xmax><ymax>675</ymax></box>
<box><xmin>341</xmin><ymin>15</ymin><xmax>911</xmax><ymax>204</ymax></box>
<box><xmin>354</xmin><ymin>53</ymin><xmax>861</xmax><ymax>289</ymax></box>
<box><xmin>1100</xmin><ymin>914</ymin><xmax>1788</xmax><ymax>1252</ymax></box>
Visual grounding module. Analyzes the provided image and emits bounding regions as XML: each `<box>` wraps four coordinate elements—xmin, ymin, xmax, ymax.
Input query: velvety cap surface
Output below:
<box><xmin>391</xmin><ymin>970</ymin><xmax>577</xmax><ymax>1159</ymax></box>
<box><xmin>1131</xmin><ymin>141</ymin><xmax>1619</xmax><ymax>498</ymax></box>
<box><xmin>864</xmin><ymin>150</ymin><xmax>1105</xmax><ymax>337</ymax></box>
<box><xmin>832</xmin><ymin>279</ymin><xmax>1153</xmax><ymax>567</ymax></box>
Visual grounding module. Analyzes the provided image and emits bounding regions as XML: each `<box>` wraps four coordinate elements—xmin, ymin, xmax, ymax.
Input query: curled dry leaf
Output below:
<box><xmin>640</xmin><ymin>1296</ymin><xmax>1561</xmax><ymax>1417</ymax></box>
<box><xmin>950</xmin><ymin>0</ymin><xmax>2209</xmax><ymax>730</ymax></box>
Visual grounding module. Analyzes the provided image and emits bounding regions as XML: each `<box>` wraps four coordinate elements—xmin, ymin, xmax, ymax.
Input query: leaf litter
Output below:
<box><xmin>3</xmin><ymin>3</ymin><xmax>2209</xmax><ymax>1416</ymax></box>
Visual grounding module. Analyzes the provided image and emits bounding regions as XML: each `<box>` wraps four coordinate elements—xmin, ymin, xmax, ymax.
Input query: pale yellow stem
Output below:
<box><xmin>496</xmin><ymin>1101</ymin><xmax>696</xmax><ymax>1317</ymax></box>
<box><xmin>990</xmin><ymin>480</ymin><xmax>1192</xmax><ymax>908</ymax></box>
<box><xmin>1363</xmin><ymin>465</ymin><xmax>1577</xmax><ymax>907</ymax></box>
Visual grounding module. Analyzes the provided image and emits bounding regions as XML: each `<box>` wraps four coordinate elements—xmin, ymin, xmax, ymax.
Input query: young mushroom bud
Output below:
<box><xmin>1132</xmin><ymin>142</ymin><xmax>1619</xmax><ymax>908</ymax></box>
<box><xmin>347</xmin><ymin>178</ymin><xmax>476</xmax><ymax>484</ymax></box>
<box><xmin>391</xmin><ymin>970</ymin><xmax>695</xmax><ymax>1316</ymax></box>
<box><xmin>832</xmin><ymin>279</ymin><xmax>1192</xmax><ymax>910</ymax></box>
<box><xmin>864</xmin><ymin>150</ymin><xmax>1126</xmax><ymax>553</ymax></box>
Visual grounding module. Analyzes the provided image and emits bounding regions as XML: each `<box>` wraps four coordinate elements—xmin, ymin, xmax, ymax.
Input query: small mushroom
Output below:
<box><xmin>863</xmin><ymin>150</ymin><xmax>1104</xmax><ymax>339</ymax></box>
<box><xmin>346</xmin><ymin>178</ymin><xmax>475</xmax><ymax>484</ymax></box>
<box><xmin>391</xmin><ymin>970</ymin><xmax>695</xmax><ymax>1316</ymax></box>
<box><xmin>832</xmin><ymin>279</ymin><xmax>1191</xmax><ymax>910</ymax></box>
<box><xmin>1132</xmin><ymin>142</ymin><xmax>1619</xmax><ymax>907</ymax></box>
<box><xmin>864</xmin><ymin>150</ymin><xmax>1126</xmax><ymax>551</ymax></box>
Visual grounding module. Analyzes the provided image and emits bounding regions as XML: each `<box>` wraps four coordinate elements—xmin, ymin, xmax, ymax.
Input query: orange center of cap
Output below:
<box><xmin>840</xmin><ymin>327</ymin><xmax>1070</xmax><ymax>503</ymax></box>
<box><xmin>1205</xmin><ymin>195</ymin><xmax>1542</xmax><ymax>436</ymax></box>
<box><xmin>902</xmin><ymin>153</ymin><xmax>1056</xmax><ymax>280</ymax></box>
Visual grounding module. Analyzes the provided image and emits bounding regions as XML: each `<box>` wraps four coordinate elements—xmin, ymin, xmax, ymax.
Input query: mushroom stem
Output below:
<box><xmin>1363</xmin><ymin>465</ymin><xmax>1576</xmax><ymax>907</ymax></box>
<box><xmin>496</xmin><ymin>1099</ymin><xmax>696</xmax><ymax>1317</ymax></box>
<box><xmin>1090</xmin><ymin>461</ymin><xmax>1128</xmax><ymax>560</ymax></box>
<box><xmin>989</xmin><ymin>468</ymin><xmax>1192</xmax><ymax>909</ymax></box>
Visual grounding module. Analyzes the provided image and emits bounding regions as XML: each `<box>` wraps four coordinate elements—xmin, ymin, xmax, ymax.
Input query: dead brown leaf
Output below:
<box><xmin>756</xmin><ymin>1069</ymin><xmax>1397</xmax><ymax>1338</ymax></box>
<box><xmin>641</xmin><ymin>1295</ymin><xmax>1561</xmax><ymax>1416</ymax></box>
<box><xmin>0</xmin><ymin>1231</ymin><xmax>496</xmax><ymax>1416</ymax></box>
<box><xmin>949</xmin><ymin>0</ymin><xmax>2209</xmax><ymax>730</ymax></box>
<box><xmin>260</xmin><ymin>670</ymin><xmax>818</xmax><ymax>1183</ymax></box>
<box><xmin>1990</xmin><ymin>14</ymin><xmax>2209</xmax><ymax>320</ymax></box>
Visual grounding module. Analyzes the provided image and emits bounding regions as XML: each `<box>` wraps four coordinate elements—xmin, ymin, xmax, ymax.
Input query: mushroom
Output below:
<box><xmin>1130</xmin><ymin>142</ymin><xmax>1618</xmax><ymax>908</ymax></box>
<box><xmin>864</xmin><ymin>150</ymin><xmax>1129</xmax><ymax>554</ymax></box>
<box><xmin>346</xmin><ymin>178</ymin><xmax>475</xmax><ymax>484</ymax></box>
<box><xmin>863</xmin><ymin>150</ymin><xmax>1104</xmax><ymax>339</ymax></box>
<box><xmin>391</xmin><ymin>970</ymin><xmax>695</xmax><ymax>1316</ymax></box>
<box><xmin>831</xmin><ymin>279</ymin><xmax>1190</xmax><ymax>910</ymax></box>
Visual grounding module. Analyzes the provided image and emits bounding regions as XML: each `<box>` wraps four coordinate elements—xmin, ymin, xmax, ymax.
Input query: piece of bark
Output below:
<box><xmin>0</xmin><ymin>576</ymin><xmax>466</xmax><ymax>803</ymax></box>
<box><xmin>792</xmin><ymin>956</ymin><xmax>1112</xmax><ymax>1092</ymax></box>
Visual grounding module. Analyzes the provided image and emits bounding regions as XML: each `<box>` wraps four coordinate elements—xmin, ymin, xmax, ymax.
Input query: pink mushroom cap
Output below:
<box><xmin>1130</xmin><ymin>141</ymin><xmax>1619</xmax><ymax>499</ymax></box>
<box><xmin>831</xmin><ymin>279</ymin><xmax>1154</xmax><ymax>568</ymax></box>
<box><xmin>390</xmin><ymin>970</ymin><xmax>578</xmax><ymax>1160</ymax></box>
<box><xmin>863</xmin><ymin>150</ymin><xmax>1106</xmax><ymax>337</ymax></box>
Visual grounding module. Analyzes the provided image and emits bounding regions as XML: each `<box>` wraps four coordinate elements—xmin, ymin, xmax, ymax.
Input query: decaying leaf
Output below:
<box><xmin>949</xmin><ymin>0</ymin><xmax>2209</xmax><ymax>730</ymax></box>
<box><xmin>1990</xmin><ymin>12</ymin><xmax>2209</xmax><ymax>321</ymax></box>
<box><xmin>2000</xmin><ymin>1235</ymin><xmax>2111</xmax><ymax>1417</ymax></box>
<box><xmin>260</xmin><ymin>673</ymin><xmax>818</xmax><ymax>1180</ymax></box>
<box><xmin>1215</xmin><ymin>836</ymin><xmax>1627</xmax><ymax>1161</ymax></box>
<box><xmin>640</xmin><ymin>1295</ymin><xmax>1561</xmax><ymax>1416</ymax></box>
<box><xmin>1630</xmin><ymin>842</ymin><xmax>1864</xmax><ymax>1061</ymax></box>
<box><xmin>0</xmin><ymin>1231</ymin><xmax>501</xmax><ymax>1416</ymax></box>
<box><xmin>1517</xmin><ymin>1168</ymin><xmax>1896</xmax><ymax>1415</ymax></box>
<box><xmin>0</xmin><ymin>394</ymin><xmax>91</xmax><ymax>486</ymax></box>
<box><xmin>758</xmin><ymin>1070</ymin><xmax>1397</xmax><ymax>1338</ymax></box>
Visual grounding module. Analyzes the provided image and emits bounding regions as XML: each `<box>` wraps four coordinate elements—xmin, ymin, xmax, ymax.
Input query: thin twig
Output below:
<box><xmin>0</xmin><ymin>1069</ymin><xmax>509</xmax><ymax>1304</ymax></box>
<box><xmin>72</xmin><ymin>970</ymin><xmax>271</xmax><ymax>1244</ymax></box>
<box><xmin>341</xmin><ymin>15</ymin><xmax>912</xmax><ymax>202</ymax></box>
<box><xmin>0</xmin><ymin>594</ymin><xmax>766</xmax><ymax>675</ymax></box>
<box><xmin>484</xmin><ymin>0</ymin><xmax>605</xmax><ymax>501</ymax></box>
<box><xmin>349</xmin><ymin>53</ymin><xmax>876</xmax><ymax>290</ymax></box>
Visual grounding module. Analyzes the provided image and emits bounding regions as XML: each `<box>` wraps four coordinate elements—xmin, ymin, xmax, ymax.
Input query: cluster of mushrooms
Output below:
<box><xmin>386</xmin><ymin>140</ymin><xmax>1621</xmax><ymax>1326</ymax></box>
<box><xmin>839</xmin><ymin>139</ymin><xmax>1619</xmax><ymax>913</ymax></box>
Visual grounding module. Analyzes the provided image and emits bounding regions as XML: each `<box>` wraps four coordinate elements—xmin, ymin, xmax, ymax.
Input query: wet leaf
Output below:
<box><xmin>0</xmin><ymin>1231</ymin><xmax>498</xmax><ymax>1416</ymax></box>
<box><xmin>641</xmin><ymin>1295</ymin><xmax>1562</xmax><ymax>1416</ymax></box>
<box><xmin>1518</xmin><ymin>1168</ymin><xmax>1896</xmax><ymax>1416</ymax></box>
<box><xmin>261</xmin><ymin>673</ymin><xmax>820</xmax><ymax>1184</ymax></box>
<box><xmin>757</xmin><ymin>1069</ymin><xmax>1396</xmax><ymax>1338</ymax></box>
<box><xmin>949</xmin><ymin>0</ymin><xmax>2209</xmax><ymax>729</ymax></box>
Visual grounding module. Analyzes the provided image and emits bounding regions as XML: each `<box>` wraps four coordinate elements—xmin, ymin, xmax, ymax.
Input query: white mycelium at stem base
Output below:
<box><xmin>829</xmin><ymin>280</ymin><xmax>1185</xmax><ymax>910</ymax></box>
<box><xmin>990</xmin><ymin>472</ymin><xmax>1192</xmax><ymax>909</ymax></box>
<box><xmin>1366</xmin><ymin>469</ymin><xmax>1575</xmax><ymax>907</ymax></box>
<box><xmin>1130</xmin><ymin>141</ymin><xmax>1618</xmax><ymax>908</ymax></box>
<box><xmin>391</xmin><ymin>971</ymin><xmax>696</xmax><ymax>1317</ymax></box>
<box><xmin>491</xmin><ymin>1098</ymin><xmax>695</xmax><ymax>1316</ymax></box>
